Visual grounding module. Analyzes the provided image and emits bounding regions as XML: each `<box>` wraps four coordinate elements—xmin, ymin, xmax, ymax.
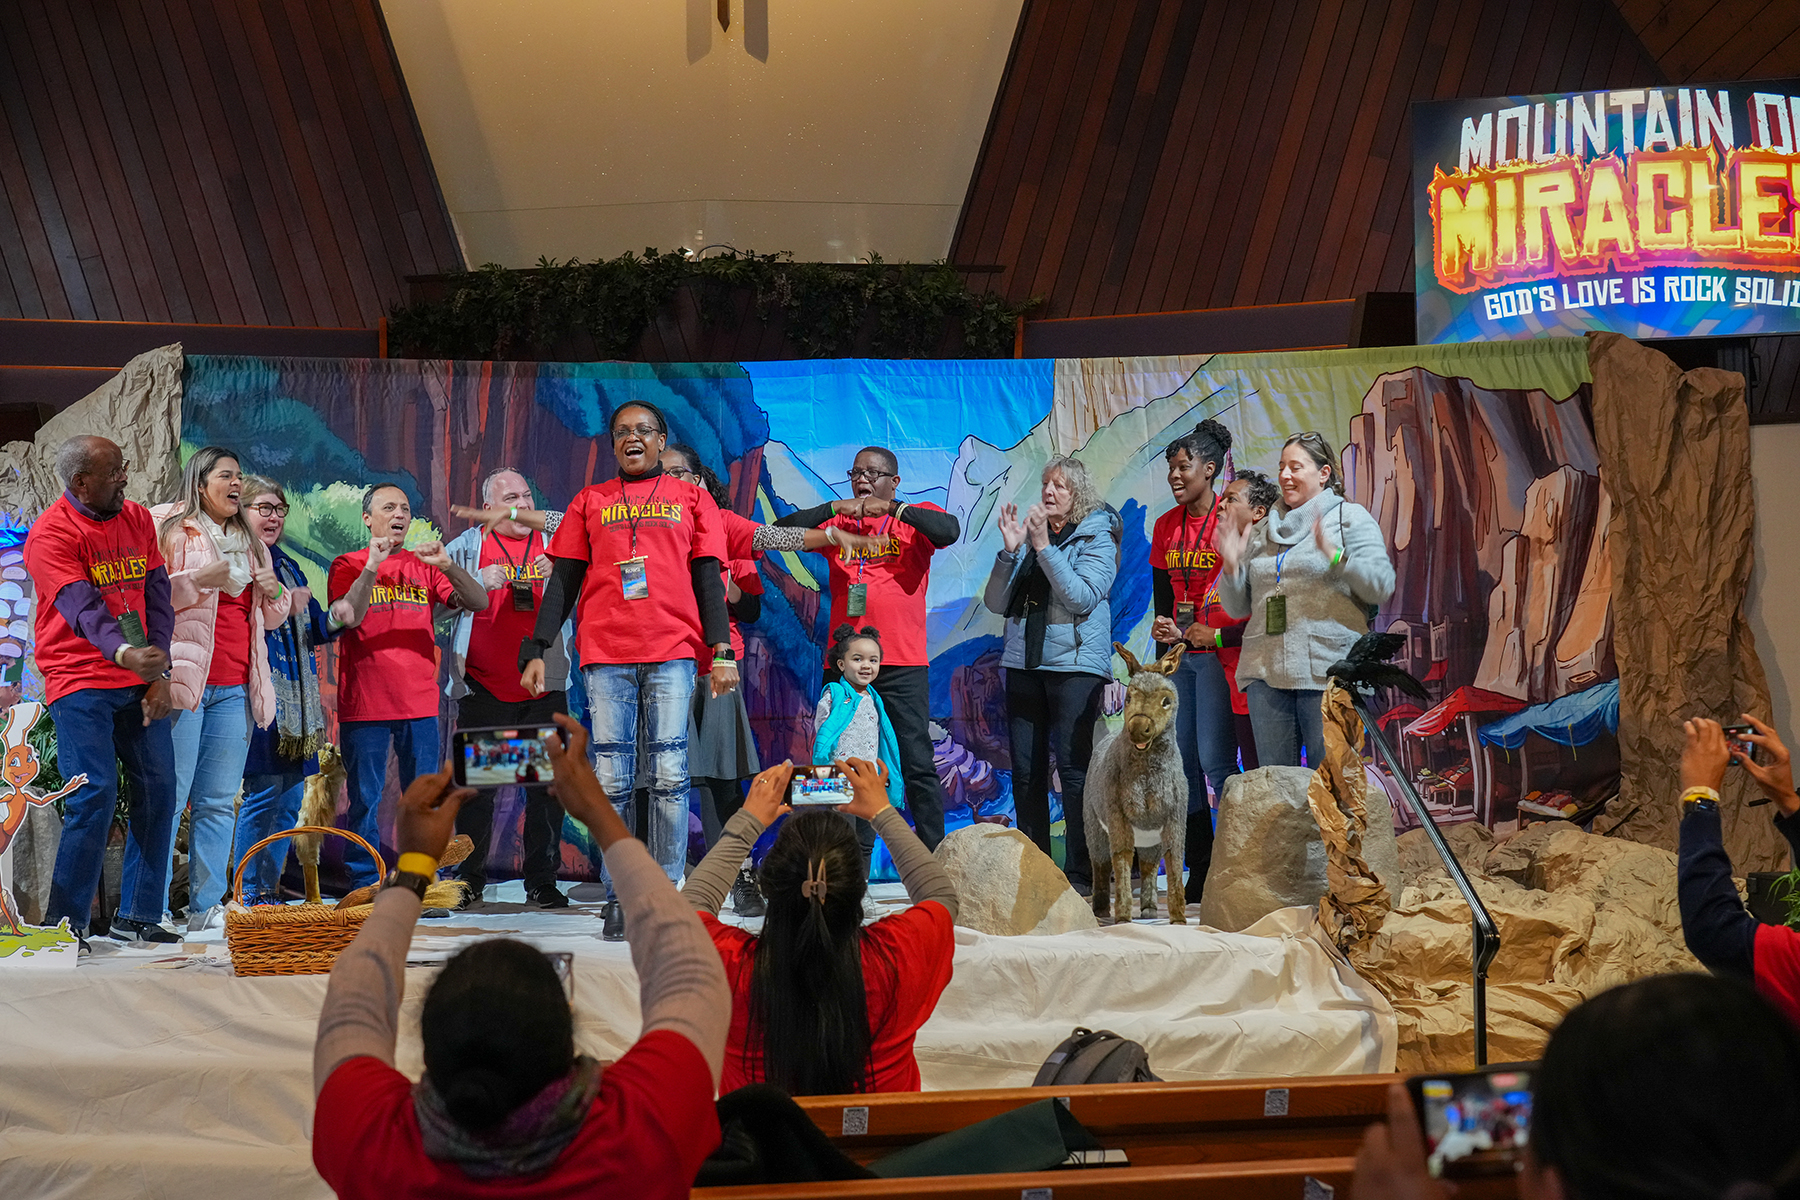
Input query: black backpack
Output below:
<box><xmin>1032</xmin><ymin>1027</ymin><xmax>1161</xmax><ymax>1086</ymax></box>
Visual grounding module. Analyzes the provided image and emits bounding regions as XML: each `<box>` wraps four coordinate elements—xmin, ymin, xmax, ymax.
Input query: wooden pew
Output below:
<box><xmin>696</xmin><ymin>1155</ymin><xmax>1361</xmax><ymax>1199</ymax></box>
<box><xmin>792</xmin><ymin>1074</ymin><xmax>1396</xmax><ymax>1167</ymax></box>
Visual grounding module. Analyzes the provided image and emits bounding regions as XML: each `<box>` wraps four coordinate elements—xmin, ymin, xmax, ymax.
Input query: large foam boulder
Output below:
<box><xmin>933</xmin><ymin>825</ymin><xmax>1097</xmax><ymax>936</ymax></box>
<box><xmin>1198</xmin><ymin>766</ymin><xmax>1403</xmax><ymax>932</ymax></box>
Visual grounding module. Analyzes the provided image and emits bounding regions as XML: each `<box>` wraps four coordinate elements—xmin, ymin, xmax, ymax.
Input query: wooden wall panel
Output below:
<box><xmin>953</xmin><ymin>0</ymin><xmax>1677</xmax><ymax>318</ymax></box>
<box><xmin>0</xmin><ymin>0</ymin><xmax>461</xmax><ymax>329</ymax></box>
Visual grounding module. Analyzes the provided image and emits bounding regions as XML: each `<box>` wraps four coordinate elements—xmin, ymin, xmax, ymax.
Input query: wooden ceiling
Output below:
<box><xmin>1613</xmin><ymin>0</ymin><xmax>1800</xmax><ymax>83</ymax></box>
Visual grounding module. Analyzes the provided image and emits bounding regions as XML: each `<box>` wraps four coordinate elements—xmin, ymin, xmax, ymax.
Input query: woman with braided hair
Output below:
<box><xmin>683</xmin><ymin>756</ymin><xmax>958</xmax><ymax>1094</ymax></box>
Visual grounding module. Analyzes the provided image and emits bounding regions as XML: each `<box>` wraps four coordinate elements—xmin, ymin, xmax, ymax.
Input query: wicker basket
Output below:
<box><xmin>225</xmin><ymin>826</ymin><xmax>385</xmax><ymax>977</ymax></box>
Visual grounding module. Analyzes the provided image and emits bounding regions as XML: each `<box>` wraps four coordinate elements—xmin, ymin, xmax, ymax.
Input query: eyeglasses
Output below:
<box><xmin>666</xmin><ymin>466</ymin><xmax>699</xmax><ymax>480</ymax></box>
<box><xmin>249</xmin><ymin>502</ymin><xmax>291</xmax><ymax>517</ymax></box>
<box><xmin>846</xmin><ymin>468</ymin><xmax>894</xmax><ymax>483</ymax></box>
<box><xmin>611</xmin><ymin>424</ymin><xmax>662</xmax><ymax>442</ymax></box>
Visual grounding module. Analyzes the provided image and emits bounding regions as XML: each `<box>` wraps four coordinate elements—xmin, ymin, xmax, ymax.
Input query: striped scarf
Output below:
<box><xmin>268</xmin><ymin>552</ymin><xmax>325</xmax><ymax>762</ymax></box>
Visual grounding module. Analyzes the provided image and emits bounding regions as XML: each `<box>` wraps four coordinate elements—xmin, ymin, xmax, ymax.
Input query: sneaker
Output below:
<box><xmin>601</xmin><ymin>901</ymin><xmax>626</xmax><ymax>942</ymax></box>
<box><xmin>75</xmin><ymin>932</ymin><xmax>91</xmax><ymax>957</ymax></box>
<box><xmin>420</xmin><ymin>907</ymin><xmax>452</xmax><ymax>919</ymax></box>
<box><xmin>450</xmin><ymin>888</ymin><xmax>481</xmax><ymax>912</ymax></box>
<box><xmin>729</xmin><ymin>869</ymin><xmax>765</xmax><ymax>918</ymax></box>
<box><xmin>186</xmin><ymin>905</ymin><xmax>224</xmax><ymax>934</ymax></box>
<box><xmin>108</xmin><ymin>916</ymin><xmax>181</xmax><ymax>944</ymax></box>
<box><xmin>527</xmin><ymin>884</ymin><xmax>570</xmax><ymax>909</ymax></box>
<box><xmin>1066</xmin><ymin>875</ymin><xmax>1093</xmax><ymax>899</ymax></box>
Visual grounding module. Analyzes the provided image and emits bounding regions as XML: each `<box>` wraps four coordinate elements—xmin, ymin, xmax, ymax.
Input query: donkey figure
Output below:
<box><xmin>1084</xmin><ymin>642</ymin><xmax>1190</xmax><ymax>924</ymax></box>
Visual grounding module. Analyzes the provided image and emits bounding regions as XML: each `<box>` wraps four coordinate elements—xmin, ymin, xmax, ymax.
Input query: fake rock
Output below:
<box><xmin>933</xmin><ymin>825</ymin><xmax>1096</xmax><ymax>936</ymax></box>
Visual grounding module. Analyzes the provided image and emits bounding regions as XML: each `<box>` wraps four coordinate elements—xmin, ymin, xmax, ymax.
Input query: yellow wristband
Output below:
<box><xmin>1679</xmin><ymin>786</ymin><xmax>1721</xmax><ymax>805</ymax></box>
<box><xmin>395</xmin><ymin>852</ymin><xmax>439</xmax><ymax>877</ymax></box>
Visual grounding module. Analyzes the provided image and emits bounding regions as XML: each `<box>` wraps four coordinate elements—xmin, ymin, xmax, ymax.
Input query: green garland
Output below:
<box><xmin>387</xmin><ymin>249</ymin><xmax>1036</xmax><ymax>362</ymax></box>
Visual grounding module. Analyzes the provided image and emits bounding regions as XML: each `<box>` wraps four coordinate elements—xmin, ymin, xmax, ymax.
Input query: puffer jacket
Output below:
<box><xmin>981</xmin><ymin>507</ymin><xmax>1117</xmax><ymax>678</ymax></box>
<box><xmin>152</xmin><ymin>503</ymin><xmax>292</xmax><ymax>725</ymax></box>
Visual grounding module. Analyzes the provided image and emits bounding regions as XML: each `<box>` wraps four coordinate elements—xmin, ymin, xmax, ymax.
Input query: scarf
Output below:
<box><xmin>198</xmin><ymin>511</ymin><xmax>253</xmax><ymax>596</ymax></box>
<box><xmin>1003</xmin><ymin>520</ymin><xmax>1076</xmax><ymax>669</ymax></box>
<box><xmin>811</xmin><ymin>680</ymin><xmax>907</xmax><ymax>808</ymax></box>
<box><xmin>1265</xmin><ymin>488</ymin><xmax>1341</xmax><ymax>546</ymax></box>
<box><xmin>413</xmin><ymin>1056</ymin><xmax>604</xmax><ymax>1180</ymax></box>
<box><xmin>268</xmin><ymin>551</ymin><xmax>325</xmax><ymax>762</ymax></box>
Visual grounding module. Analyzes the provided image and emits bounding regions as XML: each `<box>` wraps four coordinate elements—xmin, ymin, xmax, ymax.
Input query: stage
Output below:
<box><xmin>0</xmin><ymin>884</ymin><xmax>1393</xmax><ymax>1199</ymax></box>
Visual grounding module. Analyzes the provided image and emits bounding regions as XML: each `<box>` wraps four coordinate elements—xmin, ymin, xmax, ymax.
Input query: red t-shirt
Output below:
<box><xmin>701</xmin><ymin>900</ymin><xmax>954</xmax><ymax>1093</ymax></box>
<box><xmin>1756</xmin><ymin>923</ymin><xmax>1800</xmax><ymax>1029</ymax></box>
<box><xmin>312</xmin><ymin>1031</ymin><xmax>720</xmax><ymax>1200</ymax></box>
<box><xmin>24</xmin><ymin>495</ymin><xmax>165</xmax><ymax>703</ymax></box>
<box><xmin>702</xmin><ymin>510</ymin><xmax>765</xmax><ymax>672</ymax></box>
<box><xmin>206</xmin><ymin>586</ymin><xmax>254</xmax><ymax>687</ymax></box>
<box><xmin>547</xmin><ymin>472</ymin><xmax>725</xmax><ymax>666</ymax></box>
<box><xmin>820</xmin><ymin>503</ymin><xmax>946</xmax><ymax>668</ymax></box>
<box><xmin>466</xmin><ymin>532</ymin><xmax>548</xmax><ymax>702</ymax></box>
<box><xmin>1149</xmin><ymin>501</ymin><xmax>1224</xmax><ymax>607</ymax></box>
<box><xmin>329</xmin><ymin>549</ymin><xmax>457</xmax><ymax>722</ymax></box>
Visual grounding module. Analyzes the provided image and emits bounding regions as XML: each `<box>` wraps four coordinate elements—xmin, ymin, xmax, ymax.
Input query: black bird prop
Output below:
<box><xmin>1326</xmin><ymin>631</ymin><xmax>1428</xmax><ymax>702</ymax></box>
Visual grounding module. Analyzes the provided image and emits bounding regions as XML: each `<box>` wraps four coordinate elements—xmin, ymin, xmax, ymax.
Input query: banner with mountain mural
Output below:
<box><xmin>176</xmin><ymin>338</ymin><xmax>1608</xmax><ymax>880</ymax></box>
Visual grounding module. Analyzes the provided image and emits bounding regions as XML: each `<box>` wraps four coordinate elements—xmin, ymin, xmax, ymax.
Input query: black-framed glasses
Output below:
<box><xmin>611</xmin><ymin>424</ymin><xmax>662</xmax><ymax>442</ymax></box>
<box><xmin>249</xmin><ymin>502</ymin><xmax>291</xmax><ymax>517</ymax></box>
<box><xmin>846</xmin><ymin>468</ymin><xmax>894</xmax><ymax>483</ymax></box>
<box><xmin>665</xmin><ymin>466</ymin><xmax>700</xmax><ymax>480</ymax></box>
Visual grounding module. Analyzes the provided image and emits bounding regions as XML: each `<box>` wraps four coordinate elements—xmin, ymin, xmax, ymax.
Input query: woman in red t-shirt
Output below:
<box><xmin>152</xmin><ymin>447</ymin><xmax>291</xmax><ymax>931</ymax></box>
<box><xmin>684</xmin><ymin>757</ymin><xmax>958</xmax><ymax>1094</ymax></box>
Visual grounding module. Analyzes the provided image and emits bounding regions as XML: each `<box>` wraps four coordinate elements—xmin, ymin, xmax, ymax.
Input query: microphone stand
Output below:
<box><xmin>1340</xmin><ymin>683</ymin><xmax>1501</xmax><ymax>1066</ymax></box>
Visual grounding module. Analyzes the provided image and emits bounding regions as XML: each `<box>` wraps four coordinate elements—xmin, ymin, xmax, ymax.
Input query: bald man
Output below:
<box><xmin>24</xmin><ymin>435</ymin><xmax>180</xmax><ymax>947</ymax></box>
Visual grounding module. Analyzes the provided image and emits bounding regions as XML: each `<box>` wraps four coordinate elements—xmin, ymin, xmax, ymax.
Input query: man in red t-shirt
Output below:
<box><xmin>329</xmin><ymin>484</ymin><xmax>488</xmax><ymax>888</ymax></box>
<box><xmin>522</xmin><ymin>402</ymin><xmax>734</xmax><ymax>937</ymax></box>
<box><xmin>443</xmin><ymin>468</ymin><xmax>572</xmax><ymax>910</ymax></box>
<box><xmin>774</xmin><ymin>445</ymin><xmax>959</xmax><ymax>849</ymax></box>
<box><xmin>24</xmin><ymin>435</ymin><xmax>182</xmax><ymax>947</ymax></box>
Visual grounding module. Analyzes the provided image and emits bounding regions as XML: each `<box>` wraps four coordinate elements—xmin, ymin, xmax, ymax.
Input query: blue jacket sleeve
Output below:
<box><xmin>1677</xmin><ymin>806</ymin><xmax>1757</xmax><ymax>978</ymax></box>
<box><xmin>1036</xmin><ymin>523</ymin><xmax>1115</xmax><ymax>617</ymax></box>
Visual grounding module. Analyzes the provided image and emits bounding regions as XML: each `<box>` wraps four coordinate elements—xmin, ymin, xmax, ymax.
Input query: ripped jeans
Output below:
<box><xmin>583</xmin><ymin>660</ymin><xmax>696</xmax><ymax>893</ymax></box>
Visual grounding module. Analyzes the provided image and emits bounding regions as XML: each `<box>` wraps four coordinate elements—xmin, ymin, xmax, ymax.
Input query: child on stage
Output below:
<box><xmin>813</xmin><ymin>624</ymin><xmax>907</xmax><ymax>874</ymax></box>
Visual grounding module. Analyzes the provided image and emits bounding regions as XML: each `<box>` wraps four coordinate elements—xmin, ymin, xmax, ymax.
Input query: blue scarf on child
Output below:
<box><xmin>811</xmin><ymin>680</ymin><xmax>907</xmax><ymax>809</ymax></box>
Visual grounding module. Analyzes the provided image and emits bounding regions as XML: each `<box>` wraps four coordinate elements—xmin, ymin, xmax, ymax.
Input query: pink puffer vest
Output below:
<box><xmin>151</xmin><ymin>503</ymin><xmax>292</xmax><ymax>726</ymax></box>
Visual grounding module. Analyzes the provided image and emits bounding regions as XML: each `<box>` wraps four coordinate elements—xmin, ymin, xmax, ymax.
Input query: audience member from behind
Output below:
<box><xmin>311</xmin><ymin>714</ymin><xmax>728</xmax><ymax>1199</ymax></box>
<box><xmin>1677</xmin><ymin>713</ymin><xmax>1800</xmax><ymax>1025</ymax></box>
<box><xmin>25</xmin><ymin>435</ymin><xmax>180</xmax><ymax>946</ymax></box>
<box><xmin>684</xmin><ymin>756</ymin><xmax>958</xmax><ymax>1095</ymax></box>
<box><xmin>1352</xmin><ymin>973</ymin><xmax>1800</xmax><ymax>1200</ymax></box>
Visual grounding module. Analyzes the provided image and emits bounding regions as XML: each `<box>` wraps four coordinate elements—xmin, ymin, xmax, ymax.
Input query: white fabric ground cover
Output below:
<box><xmin>0</xmin><ymin>885</ymin><xmax>1392</xmax><ymax>1199</ymax></box>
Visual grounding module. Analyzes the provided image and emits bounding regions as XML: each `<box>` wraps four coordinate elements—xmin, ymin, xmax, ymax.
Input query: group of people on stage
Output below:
<box><xmin>23</xmin><ymin>404</ymin><xmax>1398</xmax><ymax>950</ymax></box>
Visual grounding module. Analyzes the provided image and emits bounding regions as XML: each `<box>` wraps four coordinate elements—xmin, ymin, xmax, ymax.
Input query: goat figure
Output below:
<box><xmin>1084</xmin><ymin>642</ymin><xmax>1190</xmax><ymax>924</ymax></box>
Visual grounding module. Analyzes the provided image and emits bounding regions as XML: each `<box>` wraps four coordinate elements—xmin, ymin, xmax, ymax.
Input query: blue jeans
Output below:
<box><xmin>1171</xmin><ymin>651</ymin><xmax>1240</xmax><ymax>811</ymax></box>
<box><xmin>585</xmin><ymin>661</ymin><xmax>695</xmax><ymax>890</ymax></box>
<box><xmin>236</xmin><ymin>771</ymin><xmax>306</xmax><ymax>902</ymax></box>
<box><xmin>341</xmin><ymin>717</ymin><xmax>439</xmax><ymax>887</ymax></box>
<box><xmin>1245</xmin><ymin>681</ymin><xmax>1326</xmax><ymax>769</ymax></box>
<box><xmin>52</xmin><ymin>685</ymin><xmax>177</xmax><ymax>929</ymax></box>
<box><xmin>167</xmin><ymin>683</ymin><xmax>252</xmax><ymax>914</ymax></box>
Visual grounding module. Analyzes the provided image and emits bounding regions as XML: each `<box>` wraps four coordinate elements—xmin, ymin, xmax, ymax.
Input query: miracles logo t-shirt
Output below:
<box><xmin>329</xmin><ymin>548</ymin><xmax>457</xmax><ymax>722</ymax></box>
<box><xmin>1149</xmin><ymin>501</ymin><xmax>1224</xmax><ymax>608</ymax></box>
<box><xmin>820</xmin><ymin>504</ymin><xmax>945</xmax><ymax>667</ymax></box>
<box><xmin>465</xmin><ymin>531</ymin><xmax>548</xmax><ymax>702</ymax></box>
<box><xmin>548</xmin><ymin>472</ymin><xmax>725</xmax><ymax>666</ymax></box>
<box><xmin>24</xmin><ymin>495</ymin><xmax>164</xmax><ymax>703</ymax></box>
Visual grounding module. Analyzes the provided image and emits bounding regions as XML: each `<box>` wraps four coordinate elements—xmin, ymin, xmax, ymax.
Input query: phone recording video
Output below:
<box><xmin>791</xmin><ymin>764</ymin><xmax>854</xmax><ymax>806</ymax></box>
<box><xmin>454</xmin><ymin>726</ymin><xmax>554</xmax><ymax>787</ymax></box>
<box><xmin>1409</xmin><ymin>1066</ymin><xmax>1534</xmax><ymax>1179</ymax></box>
<box><xmin>1723</xmin><ymin>724</ymin><xmax>1760</xmax><ymax>766</ymax></box>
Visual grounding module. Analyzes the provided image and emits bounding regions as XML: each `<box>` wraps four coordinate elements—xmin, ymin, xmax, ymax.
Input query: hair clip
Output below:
<box><xmin>800</xmin><ymin>859</ymin><xmax>829</xmax><ymax>903</ymax></box>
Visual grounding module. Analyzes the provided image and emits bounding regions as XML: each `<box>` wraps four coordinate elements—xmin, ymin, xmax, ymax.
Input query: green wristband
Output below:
<box><xmin>1331</xmin><ymin>547</ymin><xmax>1344</xmax><ymax>567</ymax></box>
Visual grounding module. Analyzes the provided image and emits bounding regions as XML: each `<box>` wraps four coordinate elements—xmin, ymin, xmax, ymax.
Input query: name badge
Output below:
<box><xmin>617</xmin><ymin>556</ymin><xmax>650</xmax><ymax>601</ymax></box>
<box><xmin>846</xmin><ymin>582</ymin><xmax>867</xmax><ymax>617</ymax></box>
<box><xmin>510</xmin><ymin>579</ymin><xmax>537</xmax><ymax>612</ymax></box>
<box><xmin>1265</xmin><ymin>594</ymin><xmax>1287</xmax><ymax>636</ymax></box>
<box><xmin>1174</xmin><ymin>600</ymin><xmax>1196</xmax><ymax>629</ymax></box>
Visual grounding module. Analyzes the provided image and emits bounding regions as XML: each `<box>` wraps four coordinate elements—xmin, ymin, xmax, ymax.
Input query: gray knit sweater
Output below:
<box><xmin>1216</xmin><ymin>490</ymin><xmax>1395</xmax><ymax>692</ymax></box>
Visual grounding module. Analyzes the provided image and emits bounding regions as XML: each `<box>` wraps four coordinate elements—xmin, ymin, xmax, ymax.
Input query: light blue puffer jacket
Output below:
<box><xmin>981</xmin><ymin>508</ymin><xmax>1118</xmax><ymax>679</ymax></box>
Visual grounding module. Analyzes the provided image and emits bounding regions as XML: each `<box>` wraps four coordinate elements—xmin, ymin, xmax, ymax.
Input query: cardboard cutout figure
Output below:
<box><xmin>0</xmin><ymin>702</ymin><xmax>87</xmax><ymax>935</ymax></box>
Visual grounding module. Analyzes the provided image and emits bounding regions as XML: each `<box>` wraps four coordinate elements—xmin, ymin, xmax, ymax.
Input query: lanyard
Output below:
<box><xmin>853</xmin><ymin>513</ymin><xmax>893</xmax><ymax>582</ymax></box>
<box><xmin>1176</xmin><ymin>495</ymin><xmax>1218</xmax><ymax>594</ymax></box>
<box><xmin>487</xmin><ymin>528</ymin><xmax>539</xmax><ymax>577</ymax></box>
<box><xmin>1273</xmin><ymin>545</ymin><xmax>1294</xmax><ymax>593</ymax></box>
<box><xmin>620</xmin><ymin>475</ymin><xmax>664</xmax><ymax>556</ymax></box>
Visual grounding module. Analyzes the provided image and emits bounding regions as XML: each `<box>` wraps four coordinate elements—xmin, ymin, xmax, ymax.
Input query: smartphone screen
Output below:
<box><xmin>791</xmin><ymin>765</ymin><xmax>854</xmax><ymax>805</ymax></box>
<box><xmin>455</xmin><ymin>726</ymin><xmax>553</xmax><ymax>787</ymax></box>
<box><xmin>1409</xmin><ymin>1067</ymin><xmax>1533</xmax><ymax>1178</ymax></box>
<box><xmin>1723</xmin><ymin>725</ymin><xmax>1760</xmax><ymax>766</ymax></box>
